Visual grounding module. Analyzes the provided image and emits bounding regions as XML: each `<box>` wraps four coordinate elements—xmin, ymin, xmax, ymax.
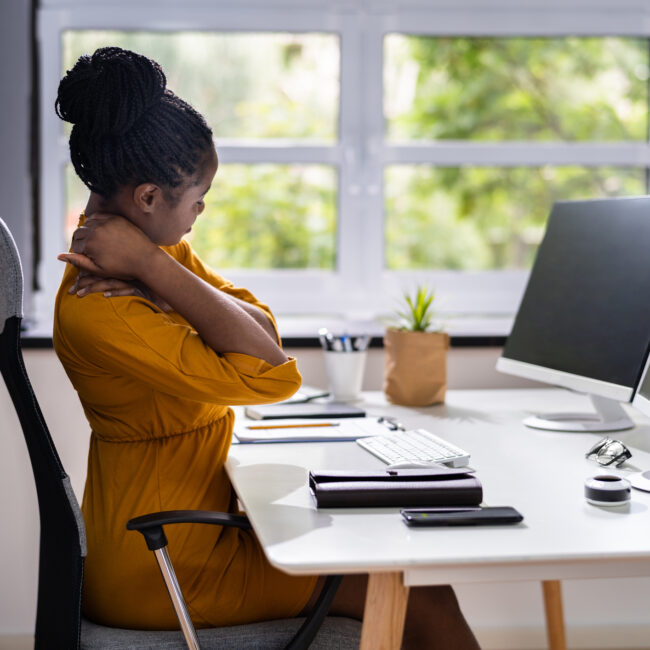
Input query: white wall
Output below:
<box><xmin>3</xmin><ymin>347</ymin><xmax>650</xmax><ymax>649</ymax></box>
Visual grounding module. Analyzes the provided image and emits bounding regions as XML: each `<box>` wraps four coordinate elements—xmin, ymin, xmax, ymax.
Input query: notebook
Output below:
<box><xmin>244</xmin><ymin>401</ymin><xmax>365</xmax><ymax>420</ymax></box>
<box><xmin>234</xmin><ymin>416</ymin><xmax>387</xmax><ymax>443</ymax></box>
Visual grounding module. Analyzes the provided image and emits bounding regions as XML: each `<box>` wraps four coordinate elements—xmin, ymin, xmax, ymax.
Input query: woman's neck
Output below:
<box><xmin>84</xmin><ymin>192</ymin><xmax>127</xmax><ymax>218</ymax></box>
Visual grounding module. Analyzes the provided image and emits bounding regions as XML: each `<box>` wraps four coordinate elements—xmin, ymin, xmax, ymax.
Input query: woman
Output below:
<box><xmin>55</xmin><ymin>46</ymin><xmax>480</xmax><ymax>648</ymax></box>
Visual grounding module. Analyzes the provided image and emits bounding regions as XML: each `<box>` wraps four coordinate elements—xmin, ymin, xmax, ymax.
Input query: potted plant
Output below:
<box><xmin>383</xmin><ymin>285</ymin><xmax>450</xmax><ymax>406</ymax></box>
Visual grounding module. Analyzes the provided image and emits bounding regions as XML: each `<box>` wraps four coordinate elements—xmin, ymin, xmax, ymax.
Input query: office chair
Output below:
<box><xmin>0</xmin><ymin>217</ymin><xmax>361</xmax><ymax>649</ymax></box>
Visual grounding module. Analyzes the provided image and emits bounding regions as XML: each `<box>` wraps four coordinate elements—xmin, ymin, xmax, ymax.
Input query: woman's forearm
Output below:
<box><xmin>139</xmin><ymin>248</ymin><xmax>288</xmax><ymax>366</ymax></box>
<box><xmin>223</xmin><ymin>294</ymin><xmax>279</xmax><ymax>342</ymax></box>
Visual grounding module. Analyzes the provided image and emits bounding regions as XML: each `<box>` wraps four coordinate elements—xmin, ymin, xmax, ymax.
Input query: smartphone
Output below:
<box><xmin>401</xmin><ymin>506</ymin><xmax>523</xmax><ymax>527</ymax></box>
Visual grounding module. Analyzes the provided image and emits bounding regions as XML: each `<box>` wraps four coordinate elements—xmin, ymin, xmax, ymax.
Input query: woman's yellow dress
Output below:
<box><xmin>53</xmin><ymin>235</ymin><xmax>317</xmax><ymax>629</ymax></box>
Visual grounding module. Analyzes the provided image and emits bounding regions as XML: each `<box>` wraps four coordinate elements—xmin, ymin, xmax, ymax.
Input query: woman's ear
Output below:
<box><xmin>132</xmin><ymin>183</ymin><xmax>162</xmax><ymax>214</ymax></box>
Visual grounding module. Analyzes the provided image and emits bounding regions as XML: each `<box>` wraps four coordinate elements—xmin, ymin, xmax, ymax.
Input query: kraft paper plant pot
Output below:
<box><xmin>383</xmin><ymin>329</ymin><xmax>450</xmax><ymax>406</ymax></box>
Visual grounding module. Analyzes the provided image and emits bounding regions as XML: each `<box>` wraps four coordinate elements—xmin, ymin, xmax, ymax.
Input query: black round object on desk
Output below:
<box><xmin>584</xmin><ymin>475</ymin><xmax>631</xmax><ymax>506</ymax></box>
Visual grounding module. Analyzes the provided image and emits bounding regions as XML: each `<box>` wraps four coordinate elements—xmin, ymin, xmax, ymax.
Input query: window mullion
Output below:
<box><xmin>214</xmin><ymin>144</ymin><xmax>340</xmax><ymax>165</ymax></box>
<box><xmin>357</xmin><ymin>16</ymin><xmax>385</xmax><ymax>303</ymax></box>
<box><xmin>336</xmin><ymin>16</ymin><xmax>368</xmax><ymax>308</ymax></box>
<box><xmin>383</xmin><ymin>142</ymin><xmax>650</xmax><ymax>167</ymax></box>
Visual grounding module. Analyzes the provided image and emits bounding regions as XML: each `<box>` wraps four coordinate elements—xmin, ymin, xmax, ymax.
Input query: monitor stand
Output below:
<box><xmin>523</xmin><ymin>394</ymin><xmax>634</xmax><ymax>432</ymax></box>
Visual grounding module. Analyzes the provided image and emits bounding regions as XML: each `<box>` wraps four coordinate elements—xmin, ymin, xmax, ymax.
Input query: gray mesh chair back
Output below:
<box><xmin>0</xmin><ymin>217</ymin><xmax>87</xmax><ymax>649</ymax></box>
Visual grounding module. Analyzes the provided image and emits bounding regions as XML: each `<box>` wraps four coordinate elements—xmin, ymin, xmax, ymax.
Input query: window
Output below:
<box><xmin>384</xmin><ymin>36</ymin><xmax>648</xmax><ymax>271</ymax></box>
<box><xmin>37</xmin><ymin>1</ymin><xmax>650</xmax><ymax>335</ymax></box>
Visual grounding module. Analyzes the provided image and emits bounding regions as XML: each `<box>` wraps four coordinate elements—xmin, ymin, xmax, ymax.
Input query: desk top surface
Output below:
<box><xmin>226</xmin><ymin>389</ymin><xmax>650</xmax><ymax>580</ymax></box>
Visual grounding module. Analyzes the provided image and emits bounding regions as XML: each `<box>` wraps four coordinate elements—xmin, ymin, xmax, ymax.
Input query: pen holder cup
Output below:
<box><xmin>323</xmin><ymin>350</ymin><xmax>367</xmax><ymax>403</ymax></box>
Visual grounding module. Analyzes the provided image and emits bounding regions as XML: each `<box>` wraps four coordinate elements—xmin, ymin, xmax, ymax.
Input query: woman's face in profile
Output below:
<box><xmin>151</xmin><ymin>149</ymin><xmax>218</xmax><ymax>246</ymax></box>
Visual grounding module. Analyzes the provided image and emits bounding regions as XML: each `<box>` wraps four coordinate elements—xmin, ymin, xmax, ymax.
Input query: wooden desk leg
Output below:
<box><xmin>542</xmin><ymin>580</ymin><xmax>567</xmax><ymax>650</ymax></box>
<box><xmin>360</xmin><ymin>572</ymin><xmax>410</xmax><ymax>650</ymax></box>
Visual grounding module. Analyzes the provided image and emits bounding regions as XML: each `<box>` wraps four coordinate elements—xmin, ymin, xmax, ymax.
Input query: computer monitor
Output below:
<box><xmin>496</xmin><ymin>196</ymin><xmax>650</xmax><ymax>432</ymax></box>
<box><xmin>632</xmin><ymin>354</ymin><xmax>650</xmax><ymax>418</ymax></box>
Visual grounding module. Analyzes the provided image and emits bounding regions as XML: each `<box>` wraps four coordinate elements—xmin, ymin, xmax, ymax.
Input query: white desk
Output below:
<box><xmin>226</xmin><ymin>389</ymin><xmax>650</xmax><ymax>649</ymax></box>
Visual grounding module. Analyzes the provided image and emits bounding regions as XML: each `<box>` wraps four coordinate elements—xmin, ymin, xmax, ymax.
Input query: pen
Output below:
<box><xmin>353</xmin><ymin>335</ymin><xmax>370</xmax><ymax>351</ymax></box>
<box><xmin>246</xmin><ymin>422</ymin><xmax>341</xmax><ymax>430</ymax></box>
<box><xmin>285</xmin><ymin>391</ymin><xmax>330</xmax><ymax>403</ymax></box>
<box><xmin>318</xmin><ymin>327</ymin><xmax>334</xmax><ymax>351</ymax></box>
<box><xmin>331</xmin><ymin>338</ymin><xmax>344</xmax><ymax>352</ymax></box>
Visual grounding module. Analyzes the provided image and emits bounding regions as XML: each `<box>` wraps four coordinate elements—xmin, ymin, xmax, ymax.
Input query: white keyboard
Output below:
<box><xmin>356</xmin><ymin>428</ymin><xmax>470</xmax><ymax>468</ymax></box>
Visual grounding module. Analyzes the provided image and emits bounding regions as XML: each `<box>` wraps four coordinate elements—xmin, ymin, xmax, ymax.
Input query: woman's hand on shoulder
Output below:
<box><xmin>58</xmin><ymin>213</ymin><xmax>158</xmax><ymax>280</ymax></box>
<box><xmin>68</xmin><ymin>271</ymin><xmax>173</xmax><ymax>312</ymax></box>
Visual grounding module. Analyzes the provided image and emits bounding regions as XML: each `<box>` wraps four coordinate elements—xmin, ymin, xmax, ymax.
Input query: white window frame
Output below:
<box><xmin>36</xmin><ymin>0</ymin><xmax>650</xmax><ymax>335</ymax></box>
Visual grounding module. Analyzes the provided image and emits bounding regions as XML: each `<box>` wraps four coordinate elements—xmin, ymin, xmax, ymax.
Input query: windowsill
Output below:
<box><xmin>276</xmin><ymin>314</ymin><xmax>510</xmax><ymax>347</ymax></box>
<box><xmin>275</xmin><ymin>314</ymin><xmax>511</xmax><ymax>336</ymax></box>
<box><xmin>20</xmin><ymin>315</ymin><xmax>511</xmax><ymax>349</ymax></box>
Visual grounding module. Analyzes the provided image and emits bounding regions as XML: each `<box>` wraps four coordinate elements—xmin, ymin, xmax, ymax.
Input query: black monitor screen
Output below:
<box><xmin>502</xmin><ymin>197</ymin><xmax>650</xmax><ymax>390</ymax></box>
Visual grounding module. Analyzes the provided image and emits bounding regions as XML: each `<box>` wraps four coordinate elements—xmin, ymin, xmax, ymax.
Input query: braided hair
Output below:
<box><xmin>56</xmin><ymin>46</ymin><xmax>214</xmax><ymax>202</ymax></box>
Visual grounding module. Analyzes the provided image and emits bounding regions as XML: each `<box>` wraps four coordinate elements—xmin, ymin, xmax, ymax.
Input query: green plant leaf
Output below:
<box><xmin>389</xmin><ymin>284</ymin><xmax>439</xmax><ymax>332</ymax></box>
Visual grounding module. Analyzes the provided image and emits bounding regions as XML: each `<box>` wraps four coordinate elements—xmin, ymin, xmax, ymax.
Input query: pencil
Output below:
<box><xmin>246</xmin><ymin>422</ymin><xmax>341</xmax><ymax>430</ymax></box>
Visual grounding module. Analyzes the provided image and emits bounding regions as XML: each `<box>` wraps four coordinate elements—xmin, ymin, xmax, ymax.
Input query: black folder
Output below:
<box><xmin>308</xmin><ymin>466</ymin><xmax>482</xmax><ymax>508</ymax></box>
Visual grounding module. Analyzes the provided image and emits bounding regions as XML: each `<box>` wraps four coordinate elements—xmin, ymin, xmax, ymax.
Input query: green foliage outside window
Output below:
<box><xmin>385</xmin><ymin>165</ymin><xmax>646</xmax><ymax>270</ymax></box>
<box><xmin>384</xmin><ymin>36</ymin><xmax>649</xmax><ymax>270</ymax></box>
<box><xmin>63</xmin><ymin>31</ymin><xmax>339</xmax><ymax>140</ymax></box>
<box><xmin>385</xmin><ymin>36</ymin><xmax>648</xmax><ymax>141</ymax></box>
<box><xmin>189</xmin><ymin>164</ymin><xmax>337</xmax><ymax>270</ymax></box>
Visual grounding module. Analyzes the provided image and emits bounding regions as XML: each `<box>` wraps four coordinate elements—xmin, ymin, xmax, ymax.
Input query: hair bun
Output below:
<box><xmin>56</xmin><ymin>46</ymin><xmax>167</xmax><ymax>137</ymax></box>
